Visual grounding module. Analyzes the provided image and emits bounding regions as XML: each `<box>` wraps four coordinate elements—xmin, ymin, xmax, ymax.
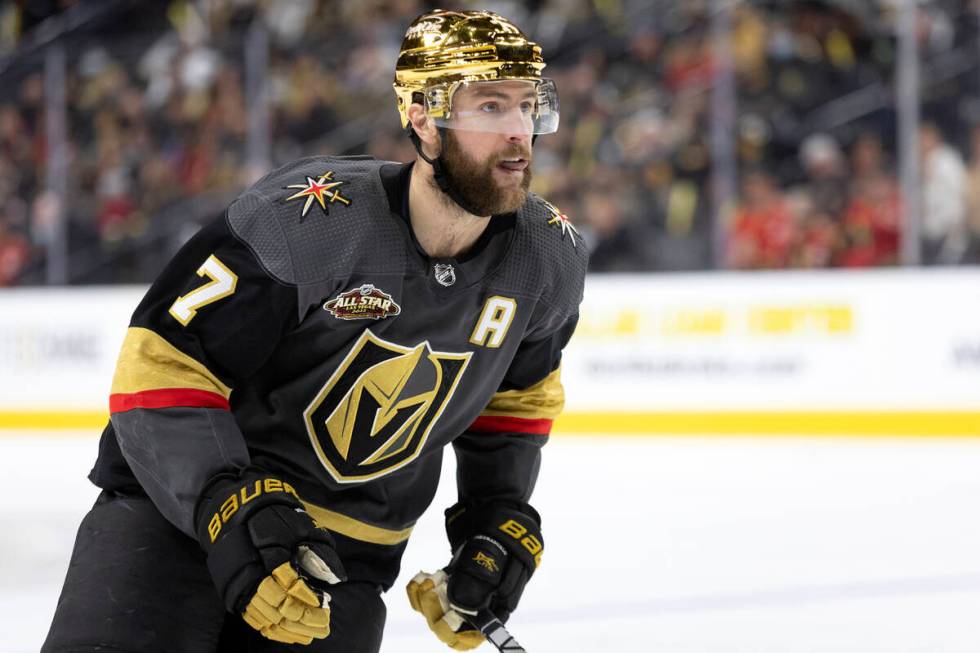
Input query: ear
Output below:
<box><xmin>407</xmin><ymin>103</ymin><xmax>440</xmax><ymax>157</ymax></box>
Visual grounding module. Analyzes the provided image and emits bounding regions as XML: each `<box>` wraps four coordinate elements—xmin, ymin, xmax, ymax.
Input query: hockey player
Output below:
<box><xmin>43</xmin><ymin>9</ymin><xmax>586</xmax><ymax>652</ymax></box>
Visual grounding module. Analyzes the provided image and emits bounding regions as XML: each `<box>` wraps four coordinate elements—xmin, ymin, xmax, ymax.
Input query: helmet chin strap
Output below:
<box><xmin>408</xmin><ymin>126</ymin><xmax>489</xmax><ymax>218</ymax></box>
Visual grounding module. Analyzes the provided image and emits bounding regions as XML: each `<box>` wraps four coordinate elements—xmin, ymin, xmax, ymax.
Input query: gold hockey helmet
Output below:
<box><xmin>393</xmin><ymin>9</ymin><xmax>559</xmax><ymax>135</ymax></box>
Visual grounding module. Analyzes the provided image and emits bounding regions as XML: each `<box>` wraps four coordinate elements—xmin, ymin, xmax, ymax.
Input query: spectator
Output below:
<box><xmin>787</xmin><ymin>191</ymin><xmax>840</xmax><ymax>268</ymax></box>
<box><xmin>837</xmin><ymin>132</ymin><xmax>901</xmax><ymax>267</ymax></box>
<box><xmin>578</xmin><ymin>183</ymin><xmax>650</xmax><ymax>272</ymax></box>
<box><xmin>838</xmin><ymin>173</ymin><xmax>901</xmax><ymax>267</ymax></box>
<box><xmin>849</xmin><ymin>131</ymin><xmax>891</xmax><ymax>186</ymax></box>
<box><xmin>728</xmin><ymin>170</ymin><xmax>795</xmax><ymax>269</ymax></box>
<box><xmin>0</xmin><ymin>214</ymin><xmax>30</xmax><ymax>286</ymax></box>
<box><xmin>2</xmin><ymin>0</ymin><xmax>980</xmax><ymax>281</ymax></box>
<box><xmin>796</xmin><ymin>133</ymin><xmax>849</xmax><ymax>221</ymax></box>
<box><xmin>963</xmin><ymin>124</ymin><xmax>980</xmax><ymax>262</ymax></box>
<box><xmin>919</xmin><ymin>121</ymin><xmax>967</xmax><ymax>264</ymax></box>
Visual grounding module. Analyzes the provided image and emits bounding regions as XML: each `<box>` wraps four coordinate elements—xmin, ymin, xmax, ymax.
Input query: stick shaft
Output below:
<box><xmin>468</xmin><ymin>610</ymin><xmax>528</xmax><ymax>653</ymax></box>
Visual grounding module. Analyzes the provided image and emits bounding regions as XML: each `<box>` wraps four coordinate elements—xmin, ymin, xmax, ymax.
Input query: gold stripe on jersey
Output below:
<box><xmin>479</xmin><ymin>366</ymin><xmax>564</xmax><ymax>420</ymax></box>
<box><xmin>301</xmin><ymin>501</ymin><xmax>414</xmax><ymax>545</ymax></box>
<box><xmin>111</xmin><ymin>327</ymin><xmax>232</xmax><ymax>399</ymax></box>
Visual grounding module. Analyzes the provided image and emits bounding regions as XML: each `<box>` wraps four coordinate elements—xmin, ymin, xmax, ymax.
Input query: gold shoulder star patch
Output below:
<box><xmin>541</xmin><ymin>199</ymin><xmax>580</xmax><ymax>247</ymax></box>
<box><xmin>284</xmin><ymin>170</ymin><xmax>351</xmax><ymax>218</ymax></box>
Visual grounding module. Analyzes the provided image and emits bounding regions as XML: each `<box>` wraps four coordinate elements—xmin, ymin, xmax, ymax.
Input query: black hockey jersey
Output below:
<box><xmin>91</xmin><ymin>156</ymin><xmax>588</xmax><ymax>589</ymax></box>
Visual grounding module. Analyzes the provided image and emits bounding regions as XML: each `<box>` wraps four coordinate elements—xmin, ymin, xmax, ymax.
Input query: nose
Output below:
<box><xmin>507</xmin><ymin>131</ymin><xmax>529</xmax><ymax>147</ymax></box>
<box><xmin>499</xmin><ymin>108</ymin><xmax>533</xmax><ymax>144</ymax></box>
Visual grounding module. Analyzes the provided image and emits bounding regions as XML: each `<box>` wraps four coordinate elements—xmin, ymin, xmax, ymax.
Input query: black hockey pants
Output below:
<box><xmin>42</xmin><ymin>491</ymin><xmax>386</xmax><ymax>653</ymax></box>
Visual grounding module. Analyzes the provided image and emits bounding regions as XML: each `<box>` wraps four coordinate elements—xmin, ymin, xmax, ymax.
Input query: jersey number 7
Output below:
<box><xmin>168</xmin><ymin>255</ymin><xmax>239</xmax><ymax>327</ymax></box>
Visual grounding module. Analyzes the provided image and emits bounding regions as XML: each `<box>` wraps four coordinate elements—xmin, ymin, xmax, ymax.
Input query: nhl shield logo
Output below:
<box><xmin>433</xmin><ymin>263</ymin><xmax>456</xmax><ymax>287</ymax></box>
<box><xmin>303</xmin><ymin>329</ymin><xmax>471</xmax><ymax>483</ymax></box>
<box><xmin>324</xmin><ymin>284</ymin><xmax>400</xmax><ymax>320</ymax></box>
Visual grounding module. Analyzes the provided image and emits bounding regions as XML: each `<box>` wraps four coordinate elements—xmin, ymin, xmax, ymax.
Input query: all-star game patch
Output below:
<box><xmin>284</xmin><ymin>170</ymin><xmax>351</xmax><ymax>219</ymax></box>
<box><xmin>541</xmin><ymin>199</ymin><xmax>580</xmax><ymax>247</ymax></box>
<box><xmin>324</xmin><ymin>284</ymin><xmax>401</xmax><ymax>320</ymax></box>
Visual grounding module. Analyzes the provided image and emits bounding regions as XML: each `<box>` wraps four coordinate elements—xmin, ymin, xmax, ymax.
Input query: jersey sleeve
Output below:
<box><xmin>452</xmin><ymin>312</ymin><xmax>579</xmax><ymax>503</ymax></box>
<box><xmin>108</xmin><ymin>213</ymin><xmax>298</xmax><ymax>537</ymax></box>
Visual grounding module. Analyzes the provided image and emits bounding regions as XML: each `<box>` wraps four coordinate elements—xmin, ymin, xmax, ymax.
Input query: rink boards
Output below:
<box><xmin>2</xmin><ymin>269</ymin><xmax>980</xmax><ymax>434</ymax></box>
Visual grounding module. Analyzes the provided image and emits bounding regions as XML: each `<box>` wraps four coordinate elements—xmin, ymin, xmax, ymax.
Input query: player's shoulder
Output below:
<box><xmin>243</xmin><ymin>155</ymin><xmax>389</xmax><ymax>203</ymax></box>
<box><xmin>516</xmin><ymin>193</ymin><xmax>589</xmax><ymax>271</ymax></box>
<box><xmin>517</xmin><ymin>193</ymin><xmax>588</xmax><ymax>279</ymax></box>
<box><xmin>495</xmin><ymin>193</ymin><xmax>588</xmax><ymax>314</ymax></box>
<box><xmin>225</xmin><ymin>155</ymin><xmax>404</xmax><ymax>285</ymax></box>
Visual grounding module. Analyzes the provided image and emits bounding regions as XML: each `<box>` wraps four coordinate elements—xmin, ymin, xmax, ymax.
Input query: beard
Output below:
<box><xmin>437</xmin><ymin>130</ymin><xmax>532</xmax><ymax>216</ymax></box>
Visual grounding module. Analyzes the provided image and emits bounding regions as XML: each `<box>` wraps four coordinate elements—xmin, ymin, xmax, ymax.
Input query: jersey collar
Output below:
<box><xmin>380</xmin><ymin>162</ymin><xmax>517</xmax><ymax>265</ymax></box>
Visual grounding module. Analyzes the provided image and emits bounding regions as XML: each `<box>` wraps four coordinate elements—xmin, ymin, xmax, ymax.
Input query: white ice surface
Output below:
<box><xmin>2</xmin><ymin>433</ymin><xmax>979</xmax><ymax>652</ymax></box>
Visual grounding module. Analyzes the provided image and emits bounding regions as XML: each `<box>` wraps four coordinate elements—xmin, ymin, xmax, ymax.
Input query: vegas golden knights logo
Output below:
<box><xmin>303</xmin><ymin>329</ymin><xmax>471</xmax><ymax>483</ymax></box>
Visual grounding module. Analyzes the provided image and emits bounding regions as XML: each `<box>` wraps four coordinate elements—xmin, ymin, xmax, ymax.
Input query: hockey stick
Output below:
<box><xmin>465</xmin><ymin>609</ymin><xmax>528</xmax><ymax>653</ymax></box>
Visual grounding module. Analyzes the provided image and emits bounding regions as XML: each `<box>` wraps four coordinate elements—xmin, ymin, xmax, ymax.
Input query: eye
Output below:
<box><xmin>520</xmin><ymin>101</ymin><xmax>535</xmax><ymax>114</ymax></box>
<box><xmin>479</xmin><ymin>102</ymin><xmax>500</xmax><ymax>113</ymax></box>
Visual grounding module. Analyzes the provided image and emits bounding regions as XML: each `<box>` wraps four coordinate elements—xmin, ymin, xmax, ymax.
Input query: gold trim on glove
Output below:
<box><xmin>241</xmin><ymin>562</ymin><xmax>331</xmax><ymax>645</ymax></box>
<box><xmin>407</xmin><ymin>570</ymin><xmax>485</xmax><ymax>651</ymax></box>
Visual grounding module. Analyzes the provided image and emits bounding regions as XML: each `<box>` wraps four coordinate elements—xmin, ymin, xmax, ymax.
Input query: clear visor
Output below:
<box><xmin>425</xmin><ymin>78</ymin><xmax>560</xmax><ymax>136</ymax></box>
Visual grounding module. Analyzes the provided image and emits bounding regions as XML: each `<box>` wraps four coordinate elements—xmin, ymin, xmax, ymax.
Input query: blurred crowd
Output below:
<box><xmin>0</xmin><ymin>0</ymin><xmax>979</xmax><ymax>285</ymax></box>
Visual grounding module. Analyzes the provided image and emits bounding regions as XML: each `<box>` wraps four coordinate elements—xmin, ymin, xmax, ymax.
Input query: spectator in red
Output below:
<box><xmin>837</xmin><ymin>133</ymin><xmax>901</xmax><ymax>266</ymax></box>
<box><xmin>662</xmin><ymin>32</ymin><xmax>716</xmax><ymax>94</ymax></box>
<box><xmin>728</xmin><ymin>170</ymin><xmax>795</xmax><ymax>269</ymax></box>
<box><xmin>838</xmin><ymin>173</ymin><xmax>901</xmax><ymax>266</ymax></box>
<box><xmin>0</xmin><ymin>216</ymin><xmax>30</xmax><ymax>285</ymax></box>
<box><xmin>787</xmin><ymin>191</ymin><xmax>841</xmax><ymax>268</ymax></box>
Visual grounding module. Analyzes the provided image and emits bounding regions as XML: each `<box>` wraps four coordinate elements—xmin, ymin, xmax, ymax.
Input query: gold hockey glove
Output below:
<box><xmin>195</xmin><ymin>468</ymin><xmax>346</xmax><ymax>645</ymax></box>
<box><xmin>408</xmin><ymin>500</ymin><xmax>544</xmax><ymax>650</ymax></box>
<box><xmin>407</xmin><ymin>569</ymin><xmax>486</xmax><ymax>650</ymax></box>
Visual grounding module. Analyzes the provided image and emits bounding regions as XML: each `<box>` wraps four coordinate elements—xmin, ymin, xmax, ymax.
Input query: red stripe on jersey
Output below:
<box><xmin>109</xmin><ymin>388</ymin><xmax>230</xmax><ymax>413</ymax></box>
<box><xmin>468</xmin><ymin>415</ymin><xmax>553</xmax><ymax>435</ymax></box>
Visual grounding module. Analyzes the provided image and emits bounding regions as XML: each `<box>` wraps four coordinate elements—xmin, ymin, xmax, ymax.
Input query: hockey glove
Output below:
<box><xmin>407</xmin><ymin>500</ymin><xmax>543</xmax><ymax>650</ymax></box>
<box><xmin>195</xmin><ymin>468</ymin><xmax>347</xmax><ymax>645</ymax></box>
<box><xmin>407</xmin><ymin>569</ymin><xmax>485</xmax><ymax>650</ymax></box>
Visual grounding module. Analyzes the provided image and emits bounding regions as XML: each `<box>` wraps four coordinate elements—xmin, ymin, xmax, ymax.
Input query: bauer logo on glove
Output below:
<box><xmin>204</xmin><ymin>477</ymin><xmax>300</xmax><ymax>543</ymax></box>
<box><xmin>194</xmin><ymin>469</ymin><xmax>347</xmax><ymax>645</ymax></box>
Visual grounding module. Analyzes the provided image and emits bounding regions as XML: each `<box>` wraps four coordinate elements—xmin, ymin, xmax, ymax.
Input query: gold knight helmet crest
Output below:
<box><xmin>303</xmin><ymin>330</ymin><xmax>471</xmax><ymax>483</ymax></box>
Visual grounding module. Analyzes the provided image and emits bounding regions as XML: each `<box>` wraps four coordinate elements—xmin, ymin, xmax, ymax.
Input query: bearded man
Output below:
<box><xmin>43</xmin><ymin>9</ymin><xmax>587</xmax><ymax>653</ymax></box>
